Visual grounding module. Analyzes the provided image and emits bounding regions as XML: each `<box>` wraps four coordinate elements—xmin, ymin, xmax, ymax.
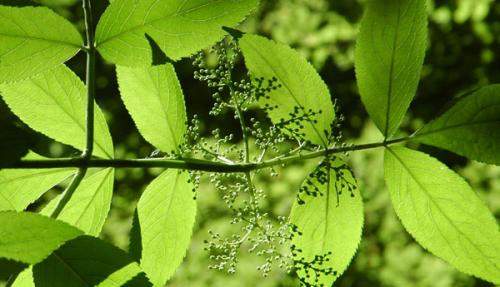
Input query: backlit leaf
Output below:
<box><xmin>384</xmin><ymin>147</ymin><xmax>500</xmax><ymax>283</ymax></box>
<box><xmin>116</xmin><ymin>64</ymin><xmax>186</xmax><ymax>153</ymax></box>
<box><xmin>239</xmin><ymin>34</ymin><xmax>335</xmax><ymax>146</ymax></box>
<box><xmin>134</xmin><ymin>169</ymin><xmax>196</xmax><ymax>286</ymax></box>
<box><xmin>290</xmin><ymin>157</ymin><xmax>363</xmax><ymax>286</ymax></box>
<box><xmin>42</xmin><ymin>168</ymin><xmax>115</xmax><ymax>236</ymax></box>
<box><xmin>0</xmin><ymin>5</ymin><xmax>82</xmax><ymax>83</ymax></box>
<box><xmin>0</xmin><ymin>211</ymin><xmax>82</xmax><ymax>264</ymax></box>
<box><xmin>95</xmin><ymin>0</ymin><xmax>258</xmax><ymax>66</ymax></box>
<box><xmin>0</xmin><ymin>152</ymin><xmax>74</xmax><ymax>211</ymax></box>
<box><xmin>355</xmin><ymin>0</ymin><xmax>427</xmax><ymax>137</ymax></box>
<box><xmin>0</xmin><ymin>65</ymin><xmax>114</xmax><ymax>159</ymax></box>
<box><xmin>415</xmin><ymin>85</ymin><xmax>500</xmax><ymax>165</ymax></box>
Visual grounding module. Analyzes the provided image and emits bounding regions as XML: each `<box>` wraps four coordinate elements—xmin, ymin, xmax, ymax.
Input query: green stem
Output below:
<box><xmin>1</xmin><ymin>137</ymin><xmax>410</xmax><ymax>172</ymax></box>
<box><xmin>50</xmin><ymin>168</ymin><xmax>87</xmax><ymax>218</ymax></box>
<box><xmin>52</xmin><ymin>0</ymin><xmax>95</xmax><ymax>217</ymax></box>
<box><xmin>82</xmin><ymin>0</ymin><xmax>95</xmax><ymax>159</ymax></box>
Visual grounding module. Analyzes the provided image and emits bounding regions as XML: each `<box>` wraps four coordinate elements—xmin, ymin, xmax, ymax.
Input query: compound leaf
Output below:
<box><xmin>116</xmin><ymin>64</ymin><xmax>186</xmax><ymax>153</ymax></box>
<box><xmin>415</xmin><ymin>85</ymin><xmax>500</xmax><ymax>165</ymax></box>
<box><xmin>42</xmin><ymin>168</ymin><xmax>115</xmax><ymax>236</ymax></box>
<box><xmin>95</xmin><ymin>0</ymin><xmax>258</xmax><ymax>66</ymax></box>
<box><xmin>0</xmin><ymin>5</ymin><xmax>82</xmax><ymax>83</ymax></box>
<box><xmin>355</xmin><ymin>0</ymin><xmax>427</xmax><ymax>137</ymax></box>
<box><xmin>134</xmin><ymin>169</ymin><xmax>196</xmax><ymax>286</ymax></box>
<box><xmin>0</xmin><ymin>152</ymin><xmax>74</xmax><ymax>211</ymax></box>
<box><xmin>239</xmin><ymin>34</ymin><xmax>335</xmax><ymax>146</ymax></box>
<box><xmin>0</xmin><ymin>211</ymin><xmax>82</xmax><ymax>264</ymax></box>
<box><xmin>0</xmin><ymin>65</ymin><xmax>114</xmax><ymax>159</ymax></box>
<box><xmin>384</xmin><ymin>147</ymin><xmax>500</xmax><ymax>283</ymax></box>
<box><xmin>33</xmin><ymin>236</ymin><xmax>151</xmax><ymax>287</ymax></box>
<box><xmin>290</xmin><ymin>157</ymin><xmax>363</xmax><ymax>286</ymax></box>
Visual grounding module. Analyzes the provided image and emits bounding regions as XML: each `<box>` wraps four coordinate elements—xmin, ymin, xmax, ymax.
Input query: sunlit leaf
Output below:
<box><xmin>290</xmin><ymin>157</ymin><xmax>363</xmax><ymax>286</ymax></box>
<box><xmin>116</xmin><ymin>64</ymin><xmax>186</xmax><ymax>153</ymax></box>
<box><xmin>0</xmin><ymin>153</ymin><xmax>74</xmax><ymax>211</ymax></box>
<box><xmin>355</xmin><ymin>0</ymin><xmax>427</xmax><ymax>137</ymax></box>
<box><xmin>239</xmin><ymin>34</ymin><xmax>335</xmax><ymax>146</ymax></box>
<box><xmin>42</xmin><ymin>168</ymin><xmax>115</xmax><ymax>236</ymax></box>
<box><xmin>0</xmin><ymin>211</ymin><xmax>82</xmax><ymax>264</ymax></box>
<box><xmin>134</xmin><ymin>169</ymin><xmax>196</xmax><ymax>286</ymax></box>
<box><xmin>0</xmin><ymin>5</ymin><xmax>82</xmax><ymax>83</ymax></box>
<box><xmin>95</xmin><ymin>0</ymin><xmax>258</xmax><ymax>66</ymax></box>
<box><xmin>384</xmin><ymin>147</ymin><xmax>500</xmax><ymax>283</ymax></box>
<box><xmin>0</xmin><ymin>65</ymin><xmax>114</xmax><ymax>159</ymax></box>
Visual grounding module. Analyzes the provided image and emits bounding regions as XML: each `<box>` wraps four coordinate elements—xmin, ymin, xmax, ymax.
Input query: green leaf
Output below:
<box><xmin>0</xmin><ymin>65</ymin><xmax>114</xmax><ymax>159</ymax></box>
<box><xmin>0</xmin><ymin>5</ymin><xmax>82</xmax><ymax>83</ymax></box>
<box><xmin>239</xmin><ymin>34</ymin><xmax>335</xmax><ymax>146</ymax></box>
<box><xmin>11</xmin><ymin>267</ymin><xmax>34</xmax><ymax>287</ymax></box>
<box><xmin>42</xmin><ymin>168</ymin><xmax>115</xmax><ymax>236</ymax></box>
<box><xmin>116</xmin><ymin>64</ymin><xmax>186</xmax><ymax>153</ymax></box>
<box><xmin>384</xmin><ymin>147</ymin><xmax>500</xmax><ymax>283</ymax></box>
<box><xmin>135</xmin><ymin>170</ymin><xmax>196</xmax><ymax>286</ymax></box>
<box><xmin>0</xmin><ymin>211</ymin><xmax>82</xmax><ymax>264</ymax></box>
<box><xmin>290</xmin><ymin>157</ymin><xmax>363</xmax><ymax>286</ymax></box>
<box><xmin>0</xmin><ymin>152</ymin><xmax>74</xmax><ymax>211</ymax></box>
<box><xmin>415</xmin><ymin>85</ymin><xmax>500</xmax><ymax>165</ymax></box>
<box><xmin>95</xmin><ymin>0</ymin><xmax>258</xmax><ymax>66</ymax></box>
<box><xmin>355</xmin><ymin>0</ymin><xmax>427</xmax><ymax>137</ymax></box>
<box><xmin>33</xmin><ymin>236</ymin><xmax>152</xmax><ymax>287</ymax></box>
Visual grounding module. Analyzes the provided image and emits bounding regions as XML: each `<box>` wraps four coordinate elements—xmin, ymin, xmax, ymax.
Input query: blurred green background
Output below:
<box><xmin>1</xmin><ymin>0</ymin><xmax>499</xmax><ymax>286</ymax></box>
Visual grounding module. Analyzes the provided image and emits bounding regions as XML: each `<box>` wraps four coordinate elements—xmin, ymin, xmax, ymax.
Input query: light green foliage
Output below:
<box><xmin>11</xmin><ymin>268</ymin><xmax>34</xmax><ymax>287</ymax></box>
<box><xmin>290</xmin><ymin>158</ymin><xmax>363</xmax><ymax>286</ymax></box>
<box><xmin>43</xmin><ymin>168</ymin><xmax>115</xmax><ymax>236</ymax></box>
<box><xmin>0</xmin><ymin>152</ymin><xmax>74</xmax><ymax>211</ymax></box>
<box><xmin>384</xmin><ymin>147</ymin><xmax>500</xmax><ymax>283</ymax></box>
<box><xmin>116</xmin><ymin>64</ymin><xmax>186</xmax><ymax>153</ymax></box>
<box><xmin>0</xmin><ymin>5</ymin><xmax>82</xmax><ymax>83</ymax></box>
<box><xmin>355</xmin><ymin>0</ymin><xmax>427</xmax><ymax>137</ymax></box>
<box><xmin>0</xmin><ymin>211</ymin><xmax>82</xmax><ymax>264</ymax></box>
<box><xmin>32</xmin><ymin>236</ymin><xmax>151</xmax><ymax>287</ymax></box>
<box><xmin>95</xmin><ymin>0</ymin><xmax>259</xmax><ymax>66</ymax></box>
<box><xmin>135</xmin><ymin>170</ymin><xmax>196</xmax><ymax>286</ymax></box>
<box><xmin>0</xmin><ymin>65</ymin><xmax>114</xmax><ymax>159</ymax></box>
<box><xmin>415</xmin><ymin>85</ymin><xmax>500</xmax><ymax>165</ymax></box>
<box><xmin>239</xmin><ymin>34</ymin><xmax>335</xmax><ymax>146</ymax></box>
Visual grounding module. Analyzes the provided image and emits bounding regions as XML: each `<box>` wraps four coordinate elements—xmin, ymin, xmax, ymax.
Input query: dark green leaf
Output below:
<box><xmin>415</xmin><ymin>85</ymin><xmax>500</xmax><ymax>165</ymax></box>
<box><xmin>33</xmin><ymin>236</ymin><xmax>152</xmax><ymax>287</ymax></box>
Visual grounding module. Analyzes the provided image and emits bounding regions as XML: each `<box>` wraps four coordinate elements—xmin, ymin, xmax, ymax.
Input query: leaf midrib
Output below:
<box><xmin>53</xmin><ymin>251</ymin><xmax>91</xmax><ymax>286</ymax></box>
<box><xmin>383</xmin><ymin>0</ymin><xmax>402</xmax><ymax>138</ymax></box>
<box><xmin>0</xmin><ymin>33</ymin><xmax>81</xmax><ymax>49</ymax></box>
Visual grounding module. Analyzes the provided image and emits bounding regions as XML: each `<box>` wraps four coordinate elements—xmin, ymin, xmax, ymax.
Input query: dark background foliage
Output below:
<box><xmin>1</xmin><ymin>0</ymin><xmax>499</xmax><ymax>286</ymax></box>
